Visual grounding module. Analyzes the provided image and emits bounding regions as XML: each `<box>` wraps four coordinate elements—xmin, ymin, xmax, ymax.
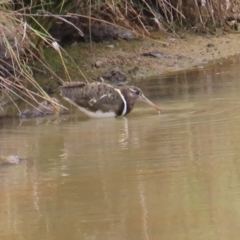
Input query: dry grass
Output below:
<box><xmin>0</xmin><ymin>0</ymin><xmax>80</xmax><ymax>113</ymax></box>
<box><xmin>76</xmin><ymin>0</ymin><xmax>240</xmax><ymax>33</ymax></box>
<box><xmin>0</xmin><ymin>11</ymin><xmax>61</xmax><ymax>112</ymax></box>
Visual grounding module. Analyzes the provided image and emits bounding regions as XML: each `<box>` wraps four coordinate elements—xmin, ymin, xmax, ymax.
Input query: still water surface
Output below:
<box><xmin>1</xmin><ymin>59</ymin><xmax>240</xmax><ymax>239</ymax></box>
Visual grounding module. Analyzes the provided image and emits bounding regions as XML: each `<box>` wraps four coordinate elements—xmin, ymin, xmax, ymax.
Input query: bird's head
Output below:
<box><xmin>123</xmin><ymin>86</ymin><xmax>161</xmax><ymax>113</ymax></box>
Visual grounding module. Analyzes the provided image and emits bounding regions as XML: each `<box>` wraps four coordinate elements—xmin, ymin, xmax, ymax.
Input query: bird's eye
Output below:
<box><xmin>135</xmin><ymin>89</ymin><xmax>140</xmax><ymax>95</ymax></box>
<box><xmin>129</xmin><ymin>87</ymin><xmax>141</xmax><ymax>95</ymax></box>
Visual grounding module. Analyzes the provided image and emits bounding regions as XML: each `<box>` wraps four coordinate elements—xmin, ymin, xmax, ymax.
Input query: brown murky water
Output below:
<box><xmin>1</xmin><ymin>59</ymin><xmax>240</xmax><ymax>240</ymax></box>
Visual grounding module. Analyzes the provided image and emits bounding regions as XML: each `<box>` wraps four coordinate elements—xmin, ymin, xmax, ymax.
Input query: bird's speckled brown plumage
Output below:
<box><xmin>60</xmin><ymin>82</ymin><xmax>160</xmax><ymax>118</ymax></box>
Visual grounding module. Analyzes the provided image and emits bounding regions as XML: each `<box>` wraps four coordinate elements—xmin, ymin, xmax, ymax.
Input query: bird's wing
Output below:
<box><xmin>61</xmin><ymin>82</ymin><xmax>124</xmax><ymax>114</ymax></box>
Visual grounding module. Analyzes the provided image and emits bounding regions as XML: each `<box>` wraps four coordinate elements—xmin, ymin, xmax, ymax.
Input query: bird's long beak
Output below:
<box><xmin>141</xmin><ymin>95</ymin><xmax>161</xmax><ymax>114</ymax></box>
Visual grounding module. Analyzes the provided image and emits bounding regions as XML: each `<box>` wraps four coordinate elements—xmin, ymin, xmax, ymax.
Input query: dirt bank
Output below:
<box><xmin>59</xmin><ymin>30</ymin><xmax>240</xmax><ymax>83</ymax></box>
<box><xmin>2</xmin><ymin>30</ymin><xmax>240</xmax><ymax>117</ymax></box>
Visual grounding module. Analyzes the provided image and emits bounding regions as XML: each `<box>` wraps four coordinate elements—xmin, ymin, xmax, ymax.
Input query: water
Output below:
<box><xmin>1</xmin><ymin>58</ymin><xmax>240</xmax><ymax>239</ymax></box>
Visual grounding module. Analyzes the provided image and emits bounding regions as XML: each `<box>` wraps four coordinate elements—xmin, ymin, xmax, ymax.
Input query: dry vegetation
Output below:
<box><xmin>0</xmin><ymin>0</ymin><xmax>239</xmax><ymax>112</ymax></box>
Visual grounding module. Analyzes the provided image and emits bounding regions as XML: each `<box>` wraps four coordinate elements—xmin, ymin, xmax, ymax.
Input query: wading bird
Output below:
<box><xmin>60</xmin><ymin>82</ymin><xmax>160</xmax><ymax>118</ymax></box>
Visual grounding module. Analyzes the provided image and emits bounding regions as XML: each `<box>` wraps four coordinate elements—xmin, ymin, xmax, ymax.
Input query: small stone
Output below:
<box><xmin>207</xmin><ymin>43</ymin><xmax>214</xmax><ymax>48</ymax></box>
<box><xmin>6</xmin><ymin>155</ymin><xmax>20</xmax><ymax>164</ymax></box>
<box><xmin>0</xmin><ymin>155</ymin><xmax>20</xmax><ymax>165</ymax></box>
<box><xmin>94</xmin><ymin>60</ymin><xmax>104</xmax><ymax>68</ymax></box>
<box><xmin>107</xmin><ymin>44</ymin><xmax>114</xmax><ymax>48</ymax></box>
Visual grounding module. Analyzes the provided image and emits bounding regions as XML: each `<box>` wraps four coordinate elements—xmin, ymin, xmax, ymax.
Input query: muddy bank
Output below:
<box><xmin>0</xmin><ymin>30</ymin><xmax>240</xmax><ymax>117</ymax></box>
<box><xmin>41</xmin><ymin>31</ymin><xmax>240</xmax><ymax>87</ymax></box>
<box><xmin>2</xmin><ymin>30</ymin><xmax>240</xmax><ymax>117</ymax></box>
<box><xmin>81</xmin><ymin>32</ymin><xmax>240</xmax><ymax>79</ymax></box>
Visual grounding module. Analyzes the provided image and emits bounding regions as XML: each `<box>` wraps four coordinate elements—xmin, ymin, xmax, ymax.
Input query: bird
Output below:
<box><xmin>60</xmin><ymin>81</ymin><xmax>160</xmax><ymax>118</ymax></box>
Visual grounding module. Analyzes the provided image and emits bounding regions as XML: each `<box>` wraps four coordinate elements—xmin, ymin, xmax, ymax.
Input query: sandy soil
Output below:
<box><xmin>76</xmin><ymin>31</ymin><xmax>240</xmax><ymax>81</ymax></box>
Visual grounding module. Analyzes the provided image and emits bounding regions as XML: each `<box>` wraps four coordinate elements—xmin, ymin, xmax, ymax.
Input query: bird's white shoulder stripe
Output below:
<box><xmin>114</xmin><ymin>88</ymin><xmax>127</xmax><ymax>116</ymax></box>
